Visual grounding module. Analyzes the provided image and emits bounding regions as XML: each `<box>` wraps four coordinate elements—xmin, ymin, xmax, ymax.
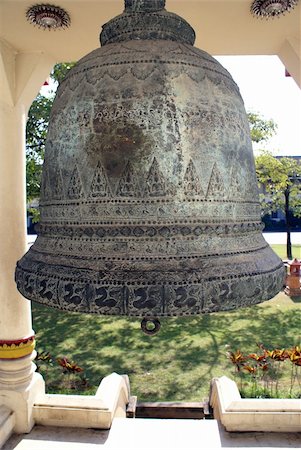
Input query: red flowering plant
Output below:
<box><xmin>57</xmin><ymin>356</ymin><xmax>83</xmax><ymax>374</ymax></box>
<box><xmin>56</xmin><ymin>356</ymin><xmax>89</xmax><ymax>390</ymax></box>
<box><xmin>226</xmin><ymin>344</ymin><xmax>301</xmax><ymax>398</ymax></box>
<box><xmin>226</xmin><ymin>350</ymin><xmax>248</xmax><ymax>391</ymax></box>
<box><xmin>227</xmin><ymin>350</ymin><xmax>247</xmax><ymax>372</ymax></box>
<box><xmin>35</xmin><ymin>348</ymin><xmax>89</xmax><ymax>393</ymax></box>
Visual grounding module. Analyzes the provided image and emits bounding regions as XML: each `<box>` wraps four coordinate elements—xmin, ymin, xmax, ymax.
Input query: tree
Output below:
<box><xmin>26</xmin><ymin>93</ymin><xmax>54</xmax><ymax>203</ymax></box>
<box><xmin>247</xmin><ymin>112</ymin><xmax>277</xmax><ymax>143</ymax></box>
<box><xmin>255</xmin><ymin>152</ymin><xmax>301</xmax><ymax>259</ymax></box>
<box><xmin>51</xmin><ymin>62</ymin><xmax>76</xmax><ymax>85</ymax></box>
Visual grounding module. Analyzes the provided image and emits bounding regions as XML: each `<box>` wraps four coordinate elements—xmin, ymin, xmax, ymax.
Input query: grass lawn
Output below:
<box><xmin>32</xmin><ymin>291</ymin><xmax>301</xmax><ymax>401</ymax></box>
<box><xmin>271</xmin><ymin>244</ymin><xmax>301</xmax><ymax>260</ymax></box>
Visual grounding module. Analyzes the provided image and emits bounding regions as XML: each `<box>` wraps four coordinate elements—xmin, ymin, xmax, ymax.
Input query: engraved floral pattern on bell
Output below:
<box><xmin>16</xmin><ymin>0</ymin><xmax>285</xmax><ymax>317</ymax></box>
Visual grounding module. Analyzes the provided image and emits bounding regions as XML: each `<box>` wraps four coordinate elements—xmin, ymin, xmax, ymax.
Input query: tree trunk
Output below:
<box><xmin>284</xmin><ymin>188</ymin><xmax>292</xmax><ymax>260</ymax></box>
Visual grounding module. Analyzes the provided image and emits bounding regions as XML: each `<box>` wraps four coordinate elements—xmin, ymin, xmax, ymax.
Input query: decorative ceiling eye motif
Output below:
<box><xmin>251</xmin><ymin>0</ymin><xmax>299</xmax><ymax>18</ymax></box>
<box><xmin>26</xmin><ymin>4</ymin><xmax>71</xmax><ymax>30</ymax></box>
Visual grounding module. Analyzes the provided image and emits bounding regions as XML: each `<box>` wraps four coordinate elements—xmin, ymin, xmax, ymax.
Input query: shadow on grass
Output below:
<box><xmin>32</xmin><ymin>294</ymin><xmax>301</xmax><ymax>401</ymax></box>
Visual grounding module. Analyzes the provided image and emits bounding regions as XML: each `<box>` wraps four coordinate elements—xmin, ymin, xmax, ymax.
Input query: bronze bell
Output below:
<box><xmin>16</xmin><ymin>0</ymin><xmax>284</xmax><ymax>333</ymax></box>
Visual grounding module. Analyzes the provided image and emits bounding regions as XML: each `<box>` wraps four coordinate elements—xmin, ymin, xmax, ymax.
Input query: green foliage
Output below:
<box><xmin>255</xmin><ymin>152</ymin><xmax>301</xmax><ymax>258</ymax></box>
<box><xmin>51</xmin><ymin>62</ymin><xmax>76</xmax><ymax>85</ymax></box>
<box><xmin>227</xmin><ymin>345</ymin><xmax>301</xmax><ymax>398</ymax></box>
<box><xmin>255</xmin><ymin>151</ymin><xmax>301</xmax><ymax>217</ymax></box>
<box><xmin>26</xmin><ymin>94</ymin><xmax>54</xmax><ymax>202</ymax></box>
<box><xmin>247</xmin><ymin>111</ymin><xmax>277</xmax><ymax>143</ymax></box>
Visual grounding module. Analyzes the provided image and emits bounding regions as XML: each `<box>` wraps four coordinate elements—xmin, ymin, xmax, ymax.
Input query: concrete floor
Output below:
<box><xmin>3</xmin><ymin>419</ymin><xmax>301</xmax><ymax>450</ymax></box>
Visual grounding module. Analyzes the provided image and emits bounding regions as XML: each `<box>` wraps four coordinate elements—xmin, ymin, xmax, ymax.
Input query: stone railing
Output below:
<box><xmin>210</xmin><ymin>376</ymin><xmax>301</xmax><ymax>432</ymax></box>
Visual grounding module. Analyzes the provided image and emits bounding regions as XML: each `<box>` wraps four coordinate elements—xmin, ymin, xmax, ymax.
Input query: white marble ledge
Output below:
<box><xmin>210</xmin><ymin>376</ymin><xmax>301</xmax><ymax>432</ymax></box>
<box><xmin>33</xmin><ymin>372</ymin><xmax>130</xmax><ymax>430</ymax></box>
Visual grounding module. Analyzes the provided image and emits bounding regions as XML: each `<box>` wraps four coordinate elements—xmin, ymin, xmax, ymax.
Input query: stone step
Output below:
<box><xmin>108</xmin><ymin>418</ymin><xmax>221</xmax><ymax>449</ymax></box>
<box><xmin>126</xmin><ymin>396</ymin><xmax>213</xmax><ymax>419</ymax></box>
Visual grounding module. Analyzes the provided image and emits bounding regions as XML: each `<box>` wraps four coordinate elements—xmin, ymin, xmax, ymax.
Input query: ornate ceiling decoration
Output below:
<box><xmin>251</xmin><ymin>0</ymin><xmax>299</xmax><ymax>18</ymax></box>
<box><xmin>26</xmin><ymin>4</ymin><xmax>71</xmax><ymax>30</ymax></box>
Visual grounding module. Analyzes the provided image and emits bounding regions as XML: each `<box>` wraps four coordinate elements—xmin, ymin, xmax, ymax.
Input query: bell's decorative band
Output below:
<box><xmin>0</xmin><ymin>336</ymin><xmax>35</xmax><ymax>359</ymax></box>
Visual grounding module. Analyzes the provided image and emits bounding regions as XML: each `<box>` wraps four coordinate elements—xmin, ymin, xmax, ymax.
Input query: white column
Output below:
<box><xmin>0</xmin><ymin>94</ymin><xmax>45</xmax><ymax>435</ymax></box>
<box><xmin>0</xmin><ymin>39</ymin><xmax>55</xmax><ymax>433</ymax></box>
<box><xmin>0</xmin><ymin>101</ymin><xmax>33</xmax><ymax>340</ymax></box>
<box><xmin>278</xmin><ymin>38</ymin><xmax>301</xmax><ymax>89</ymax></box>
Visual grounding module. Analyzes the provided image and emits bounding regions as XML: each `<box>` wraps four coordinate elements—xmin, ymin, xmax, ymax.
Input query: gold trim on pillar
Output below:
<box><xmin>0</xmin><ymin>336</ymin><xmax>35</xmax><ymax>359</ymax></box>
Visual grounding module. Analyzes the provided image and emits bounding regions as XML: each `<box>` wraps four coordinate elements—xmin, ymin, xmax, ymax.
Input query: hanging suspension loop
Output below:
<box><xmin>141</xmin><ymin>317</ymin><xmax>161</xmax><ymax>335</ymax></box>
<box><xmin>124</xmin><ymin>0</ymin><xmax>166</xmax><ymax>12</ymax></box>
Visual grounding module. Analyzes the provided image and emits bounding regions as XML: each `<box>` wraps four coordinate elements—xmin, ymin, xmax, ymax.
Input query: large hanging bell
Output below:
<box><xmin>16</xmin><ymin>0</ymin><xmax>284</xmax><ymax>328</ymax></box>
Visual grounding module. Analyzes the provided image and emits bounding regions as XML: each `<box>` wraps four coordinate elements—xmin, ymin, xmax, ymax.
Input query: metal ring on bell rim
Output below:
<box><xmin>141</xmin><ymin>317</ymin><xmax>161</xmax><ymax>335</ymax></box>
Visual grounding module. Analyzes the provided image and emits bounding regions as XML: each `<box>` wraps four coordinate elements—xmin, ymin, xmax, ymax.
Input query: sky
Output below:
<box><xmin>216</xmin><ymin>55</ymin><xmax>301</xmax><ymax>157</ymax></box>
